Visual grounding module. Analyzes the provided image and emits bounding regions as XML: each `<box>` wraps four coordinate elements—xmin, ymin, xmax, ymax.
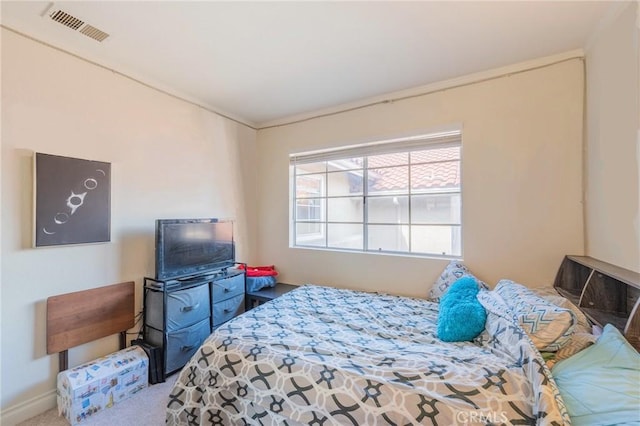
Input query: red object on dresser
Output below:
<box><xmin>238</xmin><ymin>264</ymin><xmax>278</xmax><ymax>277</ymax></box>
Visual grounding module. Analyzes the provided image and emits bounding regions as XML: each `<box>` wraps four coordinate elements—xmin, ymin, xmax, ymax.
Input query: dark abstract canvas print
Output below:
<box><xmin>35</xmin><ymin>153</ymin><xmax>111</xmax><ymax>247</ymax></box>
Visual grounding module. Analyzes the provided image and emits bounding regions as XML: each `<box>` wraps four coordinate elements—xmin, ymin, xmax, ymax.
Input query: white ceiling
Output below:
<box><xmin>1</xmin><ymin>1</ymin><xmax>613</xmax><ymax>128</ymax></box>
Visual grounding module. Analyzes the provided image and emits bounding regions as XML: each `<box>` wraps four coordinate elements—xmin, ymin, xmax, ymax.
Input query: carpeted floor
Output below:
<box><xmin>17</xmin><ymin>374</ymin><xmax>178</xmax><ymax>426</ymax></box>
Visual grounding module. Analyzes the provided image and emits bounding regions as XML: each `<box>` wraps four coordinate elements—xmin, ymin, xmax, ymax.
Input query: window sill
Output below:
<box><xmin>289</xmin><ymin>244</ymin><xmax>462</xmax><ymax>261</ymax></box>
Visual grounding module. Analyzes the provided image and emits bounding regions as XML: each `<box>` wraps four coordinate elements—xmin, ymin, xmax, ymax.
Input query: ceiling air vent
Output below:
<box><xmin>79</xmin><ymin>24</ymin><xmax>109</xmax><ymax>42</ymax></box>
<box><xmin>49</xmin><ymin>10</ymin><xmax>84</xmax><ymax>30</ymax></box>
<box><xmin>45</xmin><ymin>7</ymin><xmax>110</xmax><ymax>42</ymax></box>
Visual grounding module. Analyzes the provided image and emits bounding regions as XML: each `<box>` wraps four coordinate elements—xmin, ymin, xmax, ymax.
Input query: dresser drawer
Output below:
<box><xmin>146</xmin><ymin>284</ymin><xmax>210</xmax><ymax>332</ymax></box>
<box><xmin>211</xmin><ymin>273</ymin><xmax>244</xmax><ymax>302</ymax></box>
<box><xmin>212</xmin><ymin>294</ymin><xmax>244</xmax><ymax>327</ymax></box>
<box><xmin>146</xmin><ymin>317</ymin><xmax>211</xmax><ymax>374</ymax></box>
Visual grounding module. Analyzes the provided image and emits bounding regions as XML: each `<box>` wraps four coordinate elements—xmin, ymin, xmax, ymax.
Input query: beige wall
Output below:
<box><xmin>585</xmin><ymin>1</ymin><xmax>640</xmax><ymax>272</ymax></box>
<box><xmin>0</xmin><ymin>29</ymin><xmax>257</xmax><ymax>423</ymax></box>
<box><xmin>256</xmin><ymin>59</ymin><xmax>585</xmax><ymax>297</ymax></box>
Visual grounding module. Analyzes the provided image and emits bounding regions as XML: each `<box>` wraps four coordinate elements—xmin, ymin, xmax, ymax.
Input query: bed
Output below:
<box><xmin>166</xmin><ymin>284</ymin><xmax>570</xmax><ymax>425</ymax></box>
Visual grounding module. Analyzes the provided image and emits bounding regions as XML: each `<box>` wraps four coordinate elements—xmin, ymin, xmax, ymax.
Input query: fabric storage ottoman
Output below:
<box><xmin>57</xmin><ymin>345</ymin><xmax>148</xmax><ymax>425</ymax></box>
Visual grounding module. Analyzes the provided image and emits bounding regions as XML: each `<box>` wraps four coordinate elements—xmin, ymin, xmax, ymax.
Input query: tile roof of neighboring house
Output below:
<box><xmin>368</xmin><ymin>147</ymin><xmax>460</xmax><ymax>192</ymax></box>
<box><xmin>296</xmin><ymin>146</ymin><xmax>460</xmax><ymax>197</ymax></box>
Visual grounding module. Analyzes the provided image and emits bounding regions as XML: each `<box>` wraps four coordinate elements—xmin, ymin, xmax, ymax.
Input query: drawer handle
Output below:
<box><xmin>223</xmin><ymin>309</ymin><xmax>230</xmax><ymax>314</ymax></box>
<box><xmin>224</xmin><ymin>288</ymin><xmax>230</xmax><ymax>293</ymax></box>
<box><xmin>180</xmin><ymin>304</ymin><xmax>199</xmax><ymax>312</ymax></box>
<box><xmin>181</xmin><ymin>344</ymin><xmax>196</xmax><ymax>352</ymax></box>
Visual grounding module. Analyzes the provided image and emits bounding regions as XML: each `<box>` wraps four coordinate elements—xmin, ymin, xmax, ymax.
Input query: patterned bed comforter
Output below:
<box><xmin>167</xmin><ymin>285</ymin><xmax>570</xmax><ymax>425</ymax></box>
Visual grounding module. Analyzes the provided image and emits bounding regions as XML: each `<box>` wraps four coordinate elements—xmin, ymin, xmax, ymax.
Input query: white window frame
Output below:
<box><xmin>289</xmin><ymin>130</ymin><xmax>462</xmax><ymax>258</ymax></box>
<box><xmin>294</xmin><ymin>174</ymin><xmax>325</xmax><ymax>242</ymax></box>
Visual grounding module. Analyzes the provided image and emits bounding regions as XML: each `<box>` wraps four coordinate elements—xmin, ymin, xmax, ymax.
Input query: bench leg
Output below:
<box><xmin>59</xmin><ymin>350</ymin><xmax>68</xmax><ymax>371</ymax></box>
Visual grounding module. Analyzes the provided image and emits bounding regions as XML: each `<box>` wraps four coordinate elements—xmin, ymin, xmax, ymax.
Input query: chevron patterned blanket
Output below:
<box><xmin>166</xmin><ymin>285</ymin><xmax>570</xmax><ymax>425</ymax></box>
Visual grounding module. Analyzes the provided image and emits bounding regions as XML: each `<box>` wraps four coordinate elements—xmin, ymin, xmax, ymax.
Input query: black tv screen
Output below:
<box><xmin>155</xmin><ymin>218</ymin><xmax>234</xmax><ymax>280</ymax></box>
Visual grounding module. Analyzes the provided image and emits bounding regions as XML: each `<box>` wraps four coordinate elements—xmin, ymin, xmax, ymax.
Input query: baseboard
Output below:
<box><xmin>0</xmin><ymin>389</ymin><xmax>56</xmax><ymax>426</ymax></box>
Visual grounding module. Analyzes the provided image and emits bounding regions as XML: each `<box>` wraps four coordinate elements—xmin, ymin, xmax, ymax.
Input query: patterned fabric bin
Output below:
<box><xmin>57</xmin><ymin>346</ymin><xmax>148</xmax><ymax>425</ymax></box>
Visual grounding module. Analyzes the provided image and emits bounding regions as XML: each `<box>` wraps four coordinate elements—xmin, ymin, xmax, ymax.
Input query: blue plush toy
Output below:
<box><xmin>437</xmin><ymin>276</ymin><xmax>487</xmax><ymax>342</ymax></box>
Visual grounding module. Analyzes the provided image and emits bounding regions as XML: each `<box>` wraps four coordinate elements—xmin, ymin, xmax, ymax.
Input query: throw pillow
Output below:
<box><xmin>552</xmin><ymin>324</ymin><xmax>640</xmax><ymax>426</ymax></box>
<box><xmin>529</xmin><ymin>289</ymin><xmax>596</xmax><ymax>361</ymax></box>
<box><xmin>554</xmin><ymin>332</ymin><xmax>597</xmax><ymax>363</ymax></box>
<box><xmin>495</xmin><ymin>280</ymin><xmax>576</xmax><ymax>352</ymax></box>
<box><xmin>429</xmin><ymin>261</ymin><xmax>488</xmax><ymax>302</ymax></box>
<box><xmin>437</xmin><ymin>276</ymin><xmax>487</xmax><ymax>342</ymax></box>
<box><xmin>530</xmin><ymin>289</ymin><xmax>592</xmax><ymax>334</ymax></box>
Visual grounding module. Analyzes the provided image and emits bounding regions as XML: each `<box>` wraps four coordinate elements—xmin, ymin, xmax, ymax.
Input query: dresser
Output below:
<box><xmin>143</xmin><ymin>268</ymin><xmax>246</xmax><ymax>375</ymax></box>
<box><xmin>210</xmin><ymin>271</ymin><xmax>245</xmax><ymax>328</ymax></box>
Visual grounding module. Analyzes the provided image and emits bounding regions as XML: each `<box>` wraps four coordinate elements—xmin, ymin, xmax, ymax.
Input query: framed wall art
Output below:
<box><xmin>34</xmin><ymin>153</ymin><xmax>111</xmax><ymax>247</ymax></box>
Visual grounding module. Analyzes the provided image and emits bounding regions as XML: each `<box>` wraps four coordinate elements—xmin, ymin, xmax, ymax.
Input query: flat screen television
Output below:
<box><xmin>155</xmin><ymin>218</ymin><xmax>235</xmax><ymax>281</ymax></box>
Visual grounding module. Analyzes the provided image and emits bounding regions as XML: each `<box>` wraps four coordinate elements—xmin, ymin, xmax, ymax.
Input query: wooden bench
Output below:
<box><xmin>46</xmin><ymin>281</ymin><xmax>135</xmax><ymax>371</ymax></box>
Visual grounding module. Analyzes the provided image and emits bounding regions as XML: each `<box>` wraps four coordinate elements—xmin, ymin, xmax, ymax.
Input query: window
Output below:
<box><xmin>290</xmin><ymin>130</ymin><xmax>462</xmax><ymax>257</ymax></box>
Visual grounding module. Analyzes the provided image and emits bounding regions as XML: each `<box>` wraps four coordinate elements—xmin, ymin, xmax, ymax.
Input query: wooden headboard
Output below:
<box><xmin>47</xmin><ymin>281</ymin><xmax>135</xmax><ymax>371</ymax></box>
<box><xmin>554</xmin><ymin>256</ymin><xmax>640</xmax><ymax>351</ymax></box>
